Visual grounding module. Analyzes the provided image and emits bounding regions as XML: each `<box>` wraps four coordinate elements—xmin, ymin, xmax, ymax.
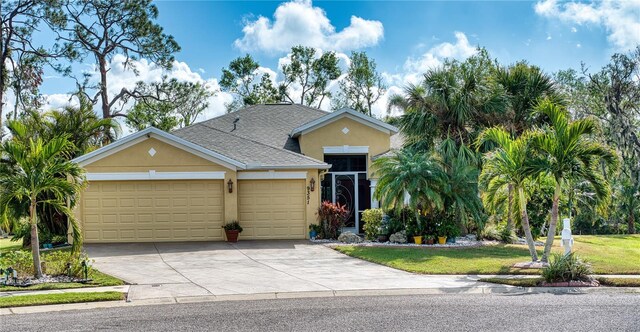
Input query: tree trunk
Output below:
<box><xmin>30</xmin><ymin>200</ymin><xmax>43</xmax><ymax>278</ymax></box>
<box><xmin>518</xmin><ymin>186</ymin><xmax>538</xmax><ymax>262</ymax></box>
<box><xmin>542</xmin><ymin>181</ymin><xmax>562</xmax><ymax>262</ymax></box>
<box><xmin>507</xmin><ymin>184</ymin><xmax>514</xmax><ymax>235</ymax></box>
<box><xmin>629</xmin><ymin>210</ymin><xmax>636</xmax><ymax>234</ymax></box>
<box><xmin>98</xmin><ymin>55</ymin><xmax>110</xmax><ymax>119</ymax></box>
<box><xmin>0</xmin><ymin>87</ymin><xmax>4</xmax><ymax>132</ymax></box>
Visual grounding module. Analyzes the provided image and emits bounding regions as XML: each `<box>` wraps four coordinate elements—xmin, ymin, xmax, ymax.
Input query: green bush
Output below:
<box><xmin>362</xmin><ymin>209</ymin><xmax>384</xmax><ymax>240</ymax></box>
<box><xmin>542</xmin><ymin>253</ymin><xmax>593</xmax><ymax>283</ymax></box>
<box><xmin>43</xmin><ymin>251</ymin><xmax>93</xmax><ymax>278</ymax></box>
<box><xmin>481</xmin><ymin>224</ymin><xmax>501</xmax><ymax>241</ymax></box>
<box><xmin>0</xmin><ymin>250</ymin><xmax>93</xmax><ymax>278</ymax></box>
<box><xmin>0</xmin><ymin>250</ymin><xmax>33</xmax><ymax>278</ymax></box>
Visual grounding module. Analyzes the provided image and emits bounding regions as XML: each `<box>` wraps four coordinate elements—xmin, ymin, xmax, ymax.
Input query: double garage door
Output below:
<box><xmin>81</xmin><ymin>179</ymin><xmax>306</xmax><ymax>243</ymax></box>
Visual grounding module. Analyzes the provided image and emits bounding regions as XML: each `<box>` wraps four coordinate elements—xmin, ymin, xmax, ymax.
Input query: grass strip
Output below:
<box><xmin>0</xmin><ymin>291</ymin><xmax>124</xmax><ymax>308</ymax></box>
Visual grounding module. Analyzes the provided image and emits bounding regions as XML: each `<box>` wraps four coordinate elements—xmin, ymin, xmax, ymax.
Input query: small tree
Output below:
<box><xmin>333</xmin><ymin>51</ymin><xmax>385</xmax><ymax>116</ymax></box>
<box><xmin>125</xmin><ymin>76</ymin><xmax>214</xmax><ymax>131</ymax></box>
<box><xmin>220</xmin><ymin>54</ymin><xmax>280</xmax><ymax>112</ymax></box>
<box><xmin>0</xmin><ymin>123</ymin><xmax>85</xmax><ymax>278</ymax></box>
<box><xmin>530</xmin><ymin>100</ymin><xmax>618</xmax><ymax>262</ymax></box>
<box><xmin>280</xmin><ymin>46</ymin><xmax>341</xmax><ymax>108</ymax></box>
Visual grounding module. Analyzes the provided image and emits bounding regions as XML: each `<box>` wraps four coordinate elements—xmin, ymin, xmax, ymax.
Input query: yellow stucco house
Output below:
<box><xmin>72</xmin><ymin>104</ymin><xmax>400</xmax><ymax>243</ymax></box>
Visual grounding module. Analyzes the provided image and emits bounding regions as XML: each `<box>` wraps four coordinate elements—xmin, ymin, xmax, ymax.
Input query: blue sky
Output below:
<box><xmin>33</xmin><ymin>0</ymin><xmax>640</xmax><ymax>120</ymax></box>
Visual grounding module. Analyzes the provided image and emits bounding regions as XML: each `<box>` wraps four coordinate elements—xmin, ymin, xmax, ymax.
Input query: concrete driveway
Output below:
<box><xmin>85</xmin><ymin>241</ymin><xmax>485</xmax><ymax>301</ymax></box>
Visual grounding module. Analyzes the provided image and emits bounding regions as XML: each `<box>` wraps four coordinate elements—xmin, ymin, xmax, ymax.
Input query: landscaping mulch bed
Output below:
<box><xmin>2</xmin><ymin>275</ymin><xmax>91</xmax><ymax>288</ymax></box>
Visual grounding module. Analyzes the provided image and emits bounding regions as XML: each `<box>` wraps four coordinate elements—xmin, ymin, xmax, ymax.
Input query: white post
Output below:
<box><xmin>370</xmin><ymin>179</ymin><xmax>379</xmax><ymax>208</ymax></box>
<box><xmin>560</xmin><ymin>218</ymin><xmax>573</xmax><ymax>255</ymax></box>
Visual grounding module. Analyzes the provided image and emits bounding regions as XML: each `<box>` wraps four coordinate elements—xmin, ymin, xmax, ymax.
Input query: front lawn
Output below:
<box><xmin>335</xmin><ymin>235</ymin><xmax>640</xmax><ymax>275</ymax></box>
<box><xmin>0</xmin><ymin>237</ymin><xmax>21</xmax><ymax>254</ymax></box>
<box><xmin>0</xmin><ymin>238</ymin><xmax>125</xmax><ymax>291</ymax></box>
<box><xmin>0</xmin><ymin>291</ymin><xmax>124</xmax><ymax>308</ymax></box>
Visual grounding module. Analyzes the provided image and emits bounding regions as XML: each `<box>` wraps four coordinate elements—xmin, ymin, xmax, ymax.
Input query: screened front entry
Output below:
<box><xmin>321</xmin><ymin>155</ymin><xmax>371</xmax><ymax>234</ymax></box>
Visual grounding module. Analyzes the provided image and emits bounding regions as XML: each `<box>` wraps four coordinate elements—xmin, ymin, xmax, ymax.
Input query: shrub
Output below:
<box><xmin>0</xmin><ymin>249</ymin><xmax>93</xmax><ymax>278</ymax></box>
<box><xmin>0</xmin><ymin>250</ymin><xmax>33</xmax><ymax>277</ymax></box>
<box><xmin>362</xmin><ymin>208</ymin><xmax>384</xmax><ymax>240</ymax></box>
<box><xmin>542</xmin><ymin>253</ymin><xmax>593</xmax><ymax>283</ymax></box>
<box><xmin>481</xmin><ymin>224</ymin><xmax>501</xmax><ymax>241</ymax></box>
<box><xmin>498</xmin><ymin>223</ymin><xmax>517</xmax><ymax>244</ymax></box>
<box><xmin>317</xmin><ymin>201</ymin><xmax>349</xmax><ymax>239</ymax></box>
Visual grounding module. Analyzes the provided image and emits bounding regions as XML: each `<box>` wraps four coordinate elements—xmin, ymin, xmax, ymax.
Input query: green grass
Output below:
<box><xmin>0</xmin><ymin>291</ymin><xmax>124</xmax><ymax>308</ymax></box>
<box><xmin>479</xmin><ymin>277</ymin><xmax>543</xmax><ymax>287</ymax></box>
<box><xmin>336</xmin><ymin>235</ymin><xmax>640</xmax><ymax>275</ymax></box>
<box><xmin>596</xmin><ymin>277</ymin><xmax>640</xmax><ymax>287</ymax></box>
<box><xmin>0</xmin><ymin>237</ymin><xmax>21</xmax><ymax>254</ymax></box>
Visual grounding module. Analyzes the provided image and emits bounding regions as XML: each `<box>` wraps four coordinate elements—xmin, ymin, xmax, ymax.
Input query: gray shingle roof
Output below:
<box><xmin>195</xmin><ymin>103</ymin><xmax>328</xmax><ymax>152</ymax></box>
<box><xmin>173</xmin><ymin>122</ymin><xmax>328</xmax><ymax>169</ymax></box>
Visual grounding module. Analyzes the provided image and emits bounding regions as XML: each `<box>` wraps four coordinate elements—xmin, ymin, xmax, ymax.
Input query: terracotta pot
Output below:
<box><xmin>426</xmin><ymin>238</ymin><xmax>435</xmax><ymax>245</ymax></box>
<box><xmin>413</xmin><ymin>236</ymin><xmax>423</xmax><ymax>245</ymax></box>
<box><xmin>225</xmin><ymin>230</ymin><xmax>240</xmax><ymax>243</ymax></box>
<box><xmin>377</xmin><ymin>234</ymin><xmax>389</xmax><ymax>242</ymax></box>
<box><xmin>438</xmin><ymin>236</ymin><xmax>447</xmax><ymax>245</ymax></box>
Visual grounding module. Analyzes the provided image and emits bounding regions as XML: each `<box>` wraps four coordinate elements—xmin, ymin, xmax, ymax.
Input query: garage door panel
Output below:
<box><xmin>238</xmin><ymin>179</ymin><xmax>306</xmax><ymax>240</ymax></box>
<box><xmin>82</xmin><ymin>180</ymin><xmax>224</xmax><ymax>243</ymax></box>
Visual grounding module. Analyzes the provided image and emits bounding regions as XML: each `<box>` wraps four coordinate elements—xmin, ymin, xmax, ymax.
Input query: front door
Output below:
<box><xmin>321</xmin><ymin>172</ymin><xmax>370</xmax><ymax>234</ymax></box>
<box><xmin>333</xmin><ymin>173</ymin><xmax>358</xmax><ymax>233</ymax></box>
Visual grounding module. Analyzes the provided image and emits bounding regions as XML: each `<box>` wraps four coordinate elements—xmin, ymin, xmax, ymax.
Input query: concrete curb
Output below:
<box><xmin>2</xmin><ymin>285</ymin><xmax>639</xmax><ymax>315</ymax></box>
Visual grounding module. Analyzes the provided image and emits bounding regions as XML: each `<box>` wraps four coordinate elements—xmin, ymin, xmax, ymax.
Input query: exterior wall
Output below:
<box><xmin>298</xmin><ymin>117</ymin><xmax>391</xmax><ymax>178</ymax></box>
<box><xmin>84</xmin><ymin>138</ymin><xmax>230</xmax><ymax>173</ymax></box>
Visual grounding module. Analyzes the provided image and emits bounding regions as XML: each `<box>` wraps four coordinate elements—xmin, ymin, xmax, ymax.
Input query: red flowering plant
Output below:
<box><xmin>317</xmin><ymin>201</ymin><xmax>349</xmax><ymax>239</ymax></box>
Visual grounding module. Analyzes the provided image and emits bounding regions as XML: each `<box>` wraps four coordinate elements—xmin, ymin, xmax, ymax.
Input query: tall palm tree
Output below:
<box><xmin>530</xmin><ymin>100</ymin><xmax>618</xmax><ymax>262</ymax></box>
<box><xmin>372</xmin><ymin>148</ymin><xmax>445</xmax><ymax>214</ymax></box>
<box><xmin>478</xmin><ymin>127</ymin><xmax>539</xmax><ymax>261</ymax></box>
<box><xmin>0</xmin><ymin>123</ymin><xmax>85</xmax><ymax>278</ymax></box>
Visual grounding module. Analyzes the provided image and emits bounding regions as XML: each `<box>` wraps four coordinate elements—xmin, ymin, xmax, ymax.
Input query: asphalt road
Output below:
<box><xmin>2</xmin><ymin>293</ymin><xmax>639</xmax><ymax>331</ymax></box>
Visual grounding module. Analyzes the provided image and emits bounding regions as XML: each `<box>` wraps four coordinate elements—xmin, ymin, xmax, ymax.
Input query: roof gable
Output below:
<box><xmin>72</xmin><ymin>127</ymin><xmax>245</xmax><ymax>170</ymax></box>
<box><xmin>290</xmin><ymin>108</ymin><xmax>398</xmax><ymax>137</ymax></box>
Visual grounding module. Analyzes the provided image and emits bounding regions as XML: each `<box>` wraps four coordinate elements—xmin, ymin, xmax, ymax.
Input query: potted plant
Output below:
<box><xmin>309</xmin><ymin>224</ymin><xmax>321</xmax><ymax>239</ymax></box>
<box><xmin>425</xmin><ymin>235</ymin><xmax>435</xmax><ymax>245</ymax></box>
<box><xmin>413</xmin><ymin>234</ymin><xmax>423</xmax><ymax>245</ymax></box>
<box><xmin>222</xmin><ymin>221</ymin><xmax>243</xmax><ymax>243</ymax></box>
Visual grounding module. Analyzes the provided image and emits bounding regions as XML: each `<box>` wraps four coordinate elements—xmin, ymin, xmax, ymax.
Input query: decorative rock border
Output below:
<box><xmin>311</xmin><ymin>238</ymin><xmax>494</xmax><ymax>248</ymax></box>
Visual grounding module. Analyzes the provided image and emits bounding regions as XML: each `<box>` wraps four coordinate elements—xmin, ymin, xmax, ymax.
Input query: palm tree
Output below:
<box><xmin>0</xmin><ymin>122</ymin><xmax>85</xmax><ymax>278</ymax></box>
<box><xmin>388</xmin><ymin>52</ymin><xmax>507</xmax><ymax>150</ymax></box>
<box><xmin>436</xmin><ymin>139</ymin><xmax>484</xmax><ymax>233</ymax></box>
<box><xmin>530</xmin><ymin>100</ymin><xmax>618</xmax><ymax>262</ymax></box>
<box><xmin>372</xmin><ymin>148</ymin><xmax>445</xmax><ymax>215</ymax></box>
<box><xmin>17</xmin><ymin>96</ymin><xmax>119</xmax><ymax>157</ymax></box>
<box><xmin>478</xmin><ymin>127</ymin><xmax>540</xmax><ymax>261</ymax></box>
<box><xmin>494</xmin><ymin>62</ymin><xmax>561</xmax><ymax>136</ymax></box>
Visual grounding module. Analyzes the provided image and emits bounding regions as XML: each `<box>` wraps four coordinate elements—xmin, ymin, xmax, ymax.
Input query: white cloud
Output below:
<box><xmin>534</xmin><ymin>0</ymin><xmax>640</xmax><ymax>51</ymax></box>
<box><xmin>571</xmin><ymin>27</ymin><xmax>578</xmax><ymax>33</ymax></box>
<box><xmin>234</xmin><ymin>0</ymin><xmax>383</xmax><ymax>53</ymax></box>
<box><xmin>546</xmin><ymin>34</ymin><xmax>552</xmax><ymax>40</ymax></box>
<box><xmin>402</xmin><ymin>31</ymin><xmax>477</xmax><ymax>84</ymax></box>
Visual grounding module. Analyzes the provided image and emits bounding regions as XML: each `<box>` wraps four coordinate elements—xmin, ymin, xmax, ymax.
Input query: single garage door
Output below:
<box><xmin>82</xmin><ymin>180</ymin><xmax>224</xmax><ymax>243</ymax></box>
<box><xmin>238</xmin><ymin>179</ymin><xmax>306</xmax><ymax>239</ymax></box>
